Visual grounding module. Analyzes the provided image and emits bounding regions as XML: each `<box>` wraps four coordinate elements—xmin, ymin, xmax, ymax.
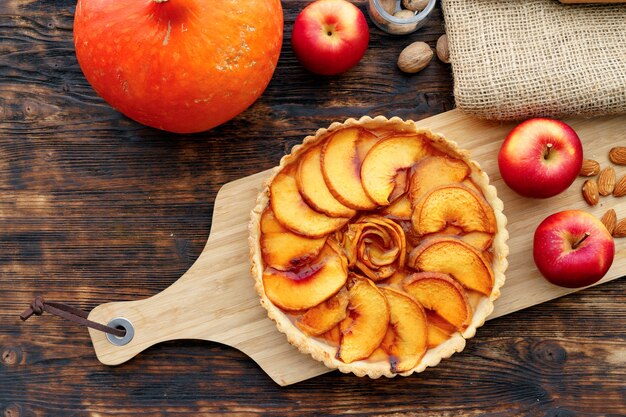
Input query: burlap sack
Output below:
<box><xmin>441</xmin><ymin>0</ymin><xmax>626</xmax><ymax>120</ymax></box>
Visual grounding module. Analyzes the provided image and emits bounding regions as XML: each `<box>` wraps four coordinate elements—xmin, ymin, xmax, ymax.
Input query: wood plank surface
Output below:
<box><xmin>1</xmin><ymin>0</ymin><xmax>624</xmax><ymax>416</ymax></box>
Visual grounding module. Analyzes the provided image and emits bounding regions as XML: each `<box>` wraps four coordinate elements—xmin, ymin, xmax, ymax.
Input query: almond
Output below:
<box><xmin>597</xmin><ymin>166</ymin><xmax>616</xmax><ymax>196</ymax></box>
<box><xmin>397</xmin><ymin>42</ymin><xmax>433</xmax><ymax>74</ymax></box>
<box><xmin>614</xmin><ymin>218</ymin><xmax>626</xmax><ymax>238</ymax></box>
<box><xmin>609</xmin><ymin>147</ymin><xmax>626</xmax><ymax>165</ymax></box>
<box><xmin>600</xmin><ymin>209</ymin><xmax>617</xmax><ymax>235</ymax></box>
<box><xmin>614</xmin><ymin>175</ymin><xmax>626</xmax><ymax>197</ymax></box>
<box><xmin>582</xmin><ymin>179</ymin><xmax>599</xmax><ymax>206</ymax></box>
<box><xmin>579</xmin><ymin>159</ymin><xmax>600</xmax><ymax>177</ymax></box>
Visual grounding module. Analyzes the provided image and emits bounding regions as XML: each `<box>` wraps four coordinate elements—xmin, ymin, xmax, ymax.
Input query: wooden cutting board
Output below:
<box><xmin>87</xmin><ymin>109</ymin><xmax>626</xmax><ymax>386</ymax></box>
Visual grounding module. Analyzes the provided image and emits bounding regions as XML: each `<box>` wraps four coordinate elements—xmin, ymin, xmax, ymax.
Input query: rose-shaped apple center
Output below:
<box><xmin>342</xmin><ymin>215</ymin><xmax>406</xmax><ymax>281</ymax></box>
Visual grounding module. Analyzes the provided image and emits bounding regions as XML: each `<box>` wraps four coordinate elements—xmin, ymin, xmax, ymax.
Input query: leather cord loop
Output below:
<box><xmin>20</xmin><ymin>296</ymin><xmax>126</xmax><ymax>337</ymax></box>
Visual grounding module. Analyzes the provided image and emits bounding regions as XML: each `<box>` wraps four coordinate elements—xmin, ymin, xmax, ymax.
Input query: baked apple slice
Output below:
<box><xmin>321</xmin><ymin>127</ymin><xmax>380</xmax><ymax>210</ymax></box>
<box><xmin>412</xmin><ymin>185</ymin><xmax>496</xmax><ymax>236</ymax></box>
<box><xmin>270</xmin><ymin>164</ymin><xmax>348</xmax><ymax>237</ymax></box>
<box><xmin>426</xmin><ymin>229</ymin><xmax>493</xmax><ymax>251</ymax></box>
<box><xmin>361</xmin><ymin>135</ymin><xmax>429</xmax><ymax>206</ymax></box>
<box><xmin>460</xmin><ymin>231</ymin><xmax>494</xmax><ymax>251</ymax></box>
<box><xmin>260</xmin><ymin>209</ymin><xmax>327</xmax><ymax>271</ymax></box>
<box><xmin>322</xmin><ymin>325</ymin><xmax>342</xmax><ymax>346</ymax></box>
<box><xmin>380</xmin><ymin>195</ymin><xmax>412</xmax><ymax>220</ymax></box>
<box><xmin>297</xmin><ymin>287</ymin><xmax>349</xmax><ymax>336</ymax></box>
<box><xmin>427</xmin><ymin>324</ymin><xmax>450</xmax><ymax>349</ymax></box>
<box><xmin>408</xmin><ymin>155</ymin><xmax>470</xmax><ymax>204</ymax></box>
<box><xmin>402</xmin><ymin>272</ymin><xmax>472</xmax><ymax>331</ymax></box>
<box><xmin>260</xmin><ymin>207</ymin><xmax>288</xmax><ymax>234</ymax></box>
<box><xmin>380</xmin><ymin>287</ymin><xmax>428</xmax><ymax>373</ymax></box>
<box><xmin>337</xmin><ymin>277</ymin><xmax>389</xmax><ymax>363</ymax></box>
<box><xmin>388</xmin><ymin>169</ymin><xmax>409</xmax><ymax>203</ymax></box>
<box><xmin>408</xmin><ymin>237</ymin><xmax>494</xmax><ymax>296</ymax></box>
<box><xmin>425</xmin><ymin>311</ymin><xmax>457</xmax><ymax>348</ymax></box>
<box><xmin>263</xmin><ymin>242</ymin><xmax>348</xmax><ymax>311</ymax></box>
<box><xmin>296</xmin><ymin>145</ymin><xmax>357</xmax><ymax>218</ymax></box>
<box><xmin>482</xmin><ymin>250</ymin><xmax>494</xmax><ymax>265</ymax></box>
<box><xmin>461</xmin><ymin>178</ymin><xmax>482</xmax><ymax>195</ymax></box>
<box><xmin>384</xmin><ymin>268</ymin><xmax>410</xmax><ymax>287</ymax></box>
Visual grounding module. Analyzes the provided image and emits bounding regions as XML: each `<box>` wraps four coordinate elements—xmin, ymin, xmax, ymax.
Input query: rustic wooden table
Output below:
<box><xmin>1</xmin><ymin>1</ymin><xmax>625</xmax><ymax>416</ymax></box>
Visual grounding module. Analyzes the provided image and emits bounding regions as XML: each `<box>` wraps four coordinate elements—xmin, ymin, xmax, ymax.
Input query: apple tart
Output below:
<box><xmin>249</xmin><ymin>116</ymin><xmax>508</xmax><ymax>378</ymax></box>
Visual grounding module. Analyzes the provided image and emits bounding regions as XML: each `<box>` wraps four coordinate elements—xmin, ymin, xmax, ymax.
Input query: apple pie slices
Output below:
<box><xmin>249</xmin><ymin>116</ymin><xmax>508</xmax><ymax>378</ymax></box>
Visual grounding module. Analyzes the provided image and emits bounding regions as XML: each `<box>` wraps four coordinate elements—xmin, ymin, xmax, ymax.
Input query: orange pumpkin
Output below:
<box><xmin>74</xmin><ymin>0</ymin><xmax>283</xmax><ymax>134</ymax></box>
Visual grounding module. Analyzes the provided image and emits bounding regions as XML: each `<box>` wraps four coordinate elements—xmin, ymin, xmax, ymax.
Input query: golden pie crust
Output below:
<box><xmin>248</xmin><ymin>116</ymin><xmax>509</xmax><ymax>378</ymax></box>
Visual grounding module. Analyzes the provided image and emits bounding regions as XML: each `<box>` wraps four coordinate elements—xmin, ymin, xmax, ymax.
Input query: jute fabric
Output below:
<box><xmin>441</xmin><ymin>0</ymin><xmax>626</xmax><ymax>120</ymax></box>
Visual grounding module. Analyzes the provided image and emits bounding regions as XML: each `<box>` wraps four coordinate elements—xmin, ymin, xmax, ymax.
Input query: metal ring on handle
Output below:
<box><xmin>105</xmin><ymin>317</ymin><xmax>134</xmax><ymax>346</ymax></box>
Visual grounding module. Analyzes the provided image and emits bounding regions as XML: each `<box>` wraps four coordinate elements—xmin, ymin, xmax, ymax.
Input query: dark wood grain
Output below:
<box><xmin>1</xmin><ymin>1</ymin><xmax>624</xmax><ymax>416</ymax></box>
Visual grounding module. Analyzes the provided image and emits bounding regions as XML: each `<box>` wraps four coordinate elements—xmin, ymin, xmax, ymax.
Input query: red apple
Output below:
<box><xmin>291</xmin><ymin>0</ymin><xmax>369</xmax><ymax>75</ymax></box>
<box><xmin>534</xmin><ymin>210</ymin><xmax>614</xmax><ymax>288</ymax></box>
<box><xmin>498</xmin><ymin>118</ymin><xmax>583</xmax><ymax>198</ymax></box>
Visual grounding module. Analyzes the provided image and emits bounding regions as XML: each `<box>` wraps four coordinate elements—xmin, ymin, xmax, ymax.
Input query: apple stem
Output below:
<box><xmin>572</xmin><ymin>232</ymin><xmax>591</xmax><ymax>249</ymax></box>
<box><xmin>544</xmin><ymin>143</ymin><xmax>553</xmax><ymax>159</ymax></box>
<box><xmin>153</xmin><ymin>0</ymin><xmax>168</xmax><ymax>3</ymax></box>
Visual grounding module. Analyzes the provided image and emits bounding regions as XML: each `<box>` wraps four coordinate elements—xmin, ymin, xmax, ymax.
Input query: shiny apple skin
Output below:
<box><xmin>291</xmin><ymin>0</ymin><xmax>369</xmax><ymax>75</ymax></box>
<box><xmin>498</xmin><ymin>118</ymin><xmax>583</xmax><ymax>198</ymax></box>
<box><xmin>533</xmin><ymin>210</ymin><xmax>614</xmax><ymax>288</ymax></box>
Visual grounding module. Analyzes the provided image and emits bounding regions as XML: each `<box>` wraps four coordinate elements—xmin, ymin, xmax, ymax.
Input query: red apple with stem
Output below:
<box><xmin>498</xmin><ymin>118</ymin><xmax>583</xmax><ymax>198</ymax></box>
<box><xmin>291</xmin><ymin>0</ymin><xmax>369</xmax><ymax>75</ymax></box>
<box><xmin>533</xmin><ymin>210</ymin><xmax>614</xmax><ymax>288</ymax></box>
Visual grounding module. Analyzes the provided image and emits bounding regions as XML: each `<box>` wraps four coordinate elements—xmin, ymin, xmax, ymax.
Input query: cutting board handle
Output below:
<box><xmin>86</xmin><ymin>176</ymin><xmax>281</xmax><ymax>371</ymax></box>
<box><xmin>87</xmin><ymin>261</ymin><xmax>223</xmax><ymax>365</ymax></box>
<box><xmin>86</xmin><ymin>179</ymin><xmax>263</xmax><ymax>366</ymax></box>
